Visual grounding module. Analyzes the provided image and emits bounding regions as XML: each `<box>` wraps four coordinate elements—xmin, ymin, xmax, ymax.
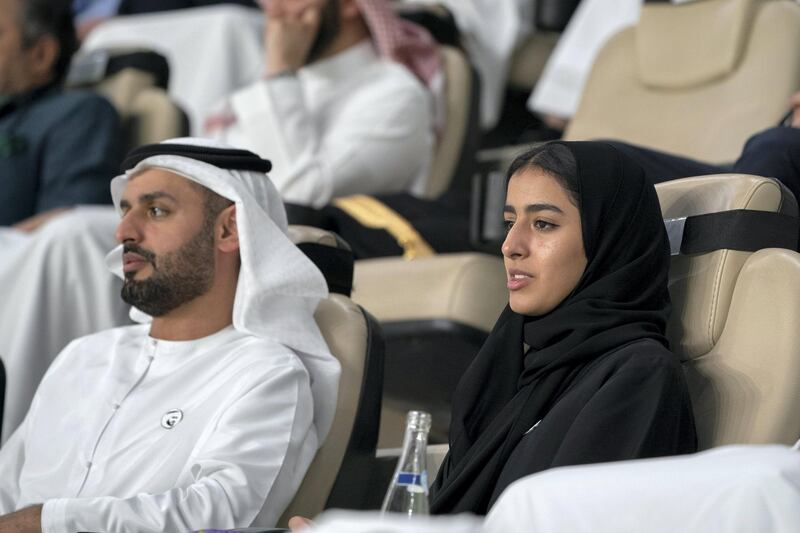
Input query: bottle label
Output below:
<box><xmin>395</xmin><ymin>471</ymin><xmax>428</xmax><ymax>494</ymax></box>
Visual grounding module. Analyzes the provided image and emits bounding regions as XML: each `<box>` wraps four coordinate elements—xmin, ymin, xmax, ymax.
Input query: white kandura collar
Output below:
<box><xmin>146</xmin><ymin>324</ymin><xmax>240</xmax><ymax>355</ymax></box>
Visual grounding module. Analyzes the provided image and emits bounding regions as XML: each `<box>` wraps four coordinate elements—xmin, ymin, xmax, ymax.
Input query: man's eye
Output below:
<box><xmin>503</xmin><ymin>219</ymin><xmax>514</xmax><ymax>233</ymax></box>
<box><xmin>149</xmin><ymin>207</ymin><xmax>168</xmax><ymax>217</ymax></box>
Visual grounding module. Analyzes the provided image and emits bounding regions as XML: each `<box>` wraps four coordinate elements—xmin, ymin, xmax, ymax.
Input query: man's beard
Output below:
<box><xmin>120</xmin><ymin>223</ymin><xmax>216</xmax><ymax>317</ymax></box>
<box><xmin>306</xmin><ymin>0</ymin><xmax>340</xmax><ymax>64</ymax></box>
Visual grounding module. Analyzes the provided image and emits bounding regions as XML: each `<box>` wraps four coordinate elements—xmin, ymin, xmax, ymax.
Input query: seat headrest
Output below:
<box><xmin>657</xmin><ymin>174</ymin><xmax>797</xmax><ymax>360</ymax></box>
<box><xmin>636</xmin><ymin>0</ymin><xmax>759</xmax><ymax>89</ymax></box>
<box><xmin>288</xmin><ymin>225</ymin><xmax>354</xmax><ymax>296</ymax></box>
<box><xmin>68</xmin><ymin>48</ymin><xmax>170</xmax><ymax>89</ymax></box>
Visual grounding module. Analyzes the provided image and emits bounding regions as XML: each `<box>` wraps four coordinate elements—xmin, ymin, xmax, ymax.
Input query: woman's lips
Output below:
<box><xmin>507</xmin><ymin>270</ymin><xmax>533</xmax><ymax>290</ymax></box>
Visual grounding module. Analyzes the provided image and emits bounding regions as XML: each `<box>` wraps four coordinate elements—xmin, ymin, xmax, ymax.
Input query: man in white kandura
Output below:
<box><xmin>0</xmin><ymin>138</ymin><xmax>340</xmax><ymax>533</ymax></box>
<box><xmin>206</xmin><ymin>0</ymin><xmax>440</xmax><ymax>207</ymax></box>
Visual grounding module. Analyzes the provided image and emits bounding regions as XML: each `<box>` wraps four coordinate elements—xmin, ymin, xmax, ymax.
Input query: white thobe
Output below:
<box><xmin>0</xmin><ymin>324</ymin><xmax>319</xmax><ymax>532</ymax></box>
<box><xmin>212</xmin><ymin>41</ymin><xmax>434</xmax><ymax>207</ymax></box>
<box><xmin>485</xmin><ymin>445</ymin><xmax>800</xmax><ymax>533</ymax></box>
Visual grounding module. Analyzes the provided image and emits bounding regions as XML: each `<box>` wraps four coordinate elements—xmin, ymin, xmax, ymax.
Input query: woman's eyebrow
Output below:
<box><xmin>524</xmin><ymin>203</ymin><xmax>564</xmax><ymax>215</ymax></box>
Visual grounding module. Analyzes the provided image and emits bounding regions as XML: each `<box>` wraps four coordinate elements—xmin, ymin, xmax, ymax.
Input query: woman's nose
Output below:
<box><xmin>502</xmin><ymin>223</ymin><xmax>527</xmax><ymax>259</ymax></box>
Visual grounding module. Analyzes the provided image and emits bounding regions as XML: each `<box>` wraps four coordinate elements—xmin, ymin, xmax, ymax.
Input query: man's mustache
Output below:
<box><xmin>123</xmin><ymin>243</ymin><xmax>156</xmax><ymax>265</ymax></box>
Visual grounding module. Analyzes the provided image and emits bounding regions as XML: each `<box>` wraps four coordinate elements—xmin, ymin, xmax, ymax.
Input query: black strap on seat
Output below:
<box><xmin>670</xmin><ymin>209</ymin><xmax>799</xmax><ymax>255</ymax></box>
<box><xmin>296</xmin><ymin>242</ymin><xmax>354</xmax><ymax>297</ymax></box>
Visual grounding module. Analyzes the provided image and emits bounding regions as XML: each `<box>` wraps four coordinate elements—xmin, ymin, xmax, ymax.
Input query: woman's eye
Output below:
<box><xmin>534</xmin><ymin>220</ymin><xmax>556</xmax><ymax>230</ymax></box>
<box><xmin>503</xmin><ymin>219</ymin><xmax>514</xmax><ymax>233</ymax></box>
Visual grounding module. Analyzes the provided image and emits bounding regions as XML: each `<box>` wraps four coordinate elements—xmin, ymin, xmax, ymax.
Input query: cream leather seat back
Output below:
<box><xmin>421</xmin><ymin>45</ymin><xmax>481</xmax><ymax>199</ymax></box>
<box><xmin>278</xmin><ymin>226</ymin><xmax>385</xmax><ymax>524</ymax></box>
<box><xmin>656</xmin><ymin>175</ymin><xmax>800</xmax><ymax>448</ymax></box>
<box><xmin>69</xmin><ymin>49</ymin><xmax>190</xmax><ymax>151</ymax></box>
<box><xmin>97</xmin><ymin>70</ymin><xmax>189</xmax><ymax>150</ymax></box>
<box><xmin>565</xmin><ymin>0</ymin><xmax>800</xmax><ymax>163</ymax></box>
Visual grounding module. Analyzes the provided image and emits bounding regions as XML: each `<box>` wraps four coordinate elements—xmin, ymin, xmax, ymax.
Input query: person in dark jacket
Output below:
<box><xmin>1</xmin><ymin>0</ymin><xmax>123</xmax><ymax>229</ymax></box>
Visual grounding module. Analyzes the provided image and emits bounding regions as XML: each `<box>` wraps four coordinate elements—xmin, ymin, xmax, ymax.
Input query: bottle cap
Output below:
<box><xmin>406</xmin><ymin>410</ymin><xmax>432</xmax><ymax>432</ymax></box>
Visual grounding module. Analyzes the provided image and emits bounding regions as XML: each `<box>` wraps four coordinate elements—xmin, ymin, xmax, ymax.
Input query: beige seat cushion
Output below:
<box><xmin>352</xmin><ymin>253</ymin><xmax>507</xmax><ymax>332</ymax></box>
<box><xmin>656</xmin><ymin>174</ymin><xmax>800</xmax><ymax>448</ymax></box>
<box><xmin>565</xmin><ymin>0</ymin><xmax>800</xmax><ymax>163</ymax></box>
<box><xmin>422</xmin><ymin>46</ymin><xmax>475</xmax><ymax>199</ymax></box>
<box><xmin>507</xmin><ymin>32</ymin><xmax>560</xmax><ymax>91</ymax></box>
<box><xmin>97</xmin><ymin>68</ymin><xmax>188</xmax><ymax>149</ymax></box>
<box><xmin>278</xmin><ymin>294</ymin><xmax>369</xmax><ymax>525</ymax></box>
<box><xmin>656</xmin><ymin>174</ymin><xmax>797</xmax><ymax>359</ymax></box>
<box><xmin>686</xmin><ymin>248</ymin><xmax>800</xmax><ymax>447</ymax></box>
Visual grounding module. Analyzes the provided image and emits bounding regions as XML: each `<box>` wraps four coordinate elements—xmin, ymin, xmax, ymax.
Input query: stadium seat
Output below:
<box><xmin>68</xmin><ymin>49</ymin><xmax>190</xmax><ymax>150</ymax></box>
<box><xmin>352</xmin><ymin>252</ymin><xmax>507</xmax><ymax>446</ymax></box>
<box><xmin>421</xmin><ymin>45</ymin><xmax>481</xmax><ymax>199</ymax></box>
<box><xmin>355</xmin><ymin>173</ymin><xmax>800</xmax><ymax>451</ymax></box>
<box><xmin>659</xmin><ymin>175</ymin><xmax>800</xmax><ymax>447</ymax></box>
<box><xmin>278</xmin><ymin>226</ymin><xmax>387</xmax><ymax>523</ymax></box>
<box><xmin>506</xmin><ymin>0</ymin><xmax>580</xmax><ymax>91</ymax></box>
<box><xmin>564</xmin><ymin>0</ymin><xmax>800</xmax><ymax>163</ymax></box>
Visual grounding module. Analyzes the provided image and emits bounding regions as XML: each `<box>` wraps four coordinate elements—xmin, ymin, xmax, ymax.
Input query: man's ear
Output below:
<box><xmin>28</xmin><ymin>35</ymin><xmax>59</xmax><ymax>83</ymax></box>
<box><xmin>217</xmin><ymin>204</ymin><xmax>240</xmax><ymax>253</ymax></box>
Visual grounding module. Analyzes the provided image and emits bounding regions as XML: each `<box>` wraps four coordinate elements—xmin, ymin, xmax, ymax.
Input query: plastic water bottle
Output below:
<box><xmin>381</xmin><ymin>410</ymin><xmax>432</xmax><ymax>516</ymax></box>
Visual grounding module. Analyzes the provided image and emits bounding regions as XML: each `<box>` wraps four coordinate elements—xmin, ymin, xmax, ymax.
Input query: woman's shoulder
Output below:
<box><xmin>598</xmin><ymin>338</ymin><xmax>683</xmax><ymax>375</ymax></box>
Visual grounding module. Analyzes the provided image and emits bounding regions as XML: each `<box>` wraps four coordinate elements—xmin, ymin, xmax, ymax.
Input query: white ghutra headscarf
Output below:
<box><xmin>105</xmin><ymin>137</ymin><xmax>340</xmax><ymax>443</ymax></box>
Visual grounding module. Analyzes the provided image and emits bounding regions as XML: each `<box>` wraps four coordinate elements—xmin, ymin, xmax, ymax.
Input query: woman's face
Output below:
<box><xmin>502</xmin><ymin>167</ymin><xmax>588</xmax><ymax>316</ymax></box>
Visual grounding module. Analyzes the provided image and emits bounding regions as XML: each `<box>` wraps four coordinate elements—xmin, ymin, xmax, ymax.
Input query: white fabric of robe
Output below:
<box><xmin>0</xmin><ymin>324</ymin><xmax>317</xmax><ymax>532</ymax></box>
<box><xmin>0</xmin><ymin>207</ymin><xmax>130</xmax><ymax>442</ymax></box>
<box><xmin>307</xmin><ymin>509</ymin><xmax>483</xmax><ymax>533</ymax></box>
<box><xmin>527</xmin><ymin>0</ymin><xmax>640</xmax><ymax>119</ymax></box>
<box><xmin>210</xmin><ymin>41</ymin><xmax>434</xmax><ymax>207</ymax></box>
<box><xmin>106</xmin><ymin>138</ymin><xmax>340</xmax><ymax>442</ymax></box>
<box><xmin>402</xmin><ymin>0</ymin><xmax>534</xmax><ymax>129</ymax></box>
<box><xmin>484</xmin><ymin>445</ymin><xmax>800</xmax><ymax>533</ymax></box>
<box><xmin>83</xmin><ymin>5</ymin><xmax>265</xmax><ymax>135</ymax></box>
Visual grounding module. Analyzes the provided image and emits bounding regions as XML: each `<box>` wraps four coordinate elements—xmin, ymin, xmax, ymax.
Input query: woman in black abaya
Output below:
<box><xmin>429</xmin><ymin>141</ymin><xmax>697</xmax><ymax>515</ymax></box>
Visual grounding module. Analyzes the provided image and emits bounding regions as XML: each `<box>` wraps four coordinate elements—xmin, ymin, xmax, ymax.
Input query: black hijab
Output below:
<box><xmin>429</xmin><ymin>141</ymin><xmax>672</xmax><ymax>514</ymax></box>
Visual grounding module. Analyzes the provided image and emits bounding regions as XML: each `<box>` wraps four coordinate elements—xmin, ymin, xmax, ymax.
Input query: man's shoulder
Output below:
<box><xmin>220</xmin><ymin>334</ymin><xmax>309</xmax><ymax>375</ymax></box>
<box><xmin>32</xmin><ymin>87</ymin><xmax>118</xmax><ymax>119</ymax></box>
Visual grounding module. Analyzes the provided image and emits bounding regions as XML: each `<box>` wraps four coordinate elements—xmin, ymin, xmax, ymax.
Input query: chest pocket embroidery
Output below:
<box><xmin>161</xmin><ymin>409</ymin><xmax>184</xmax><ymax>429</ymax></box>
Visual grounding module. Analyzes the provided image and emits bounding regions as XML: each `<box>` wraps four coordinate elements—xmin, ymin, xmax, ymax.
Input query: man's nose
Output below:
<box><xmin>115</xmin><ymin>212</ymin><xmax>142</xmax><ymax>244</ymax></box>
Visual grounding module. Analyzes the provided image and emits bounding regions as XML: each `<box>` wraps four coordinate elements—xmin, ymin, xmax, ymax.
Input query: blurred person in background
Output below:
<box><xmin>0</xmin><ymin>0</ymin><xmax>123</xmax><ymax>229</ymax></box>
<box><xmin>73</xmin><ymin>0</ymin><xmax>258</xmax><ymax>39</ymax></box>
<box><xmin>206</xmin><ymin>0</ymin><xmax>440</xmax><ymax>207</ymax></box>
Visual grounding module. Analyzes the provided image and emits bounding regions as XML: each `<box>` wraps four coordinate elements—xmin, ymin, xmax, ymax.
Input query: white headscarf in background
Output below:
<box><xmin>105</xmin><ymin>137</ymin><xmax>340</xmax><ymax>443</ymax></box>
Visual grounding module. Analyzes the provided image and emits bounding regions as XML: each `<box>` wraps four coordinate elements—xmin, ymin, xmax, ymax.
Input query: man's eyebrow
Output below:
<box><xmin>503</xmin><ymin>203</ymin><xmax>565</xmax><ymax>215</ymax></box>
<box><xmin>139</xmin><ymin>191</ymin><xmax>178</xmax><ymax>204</ymax></box>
